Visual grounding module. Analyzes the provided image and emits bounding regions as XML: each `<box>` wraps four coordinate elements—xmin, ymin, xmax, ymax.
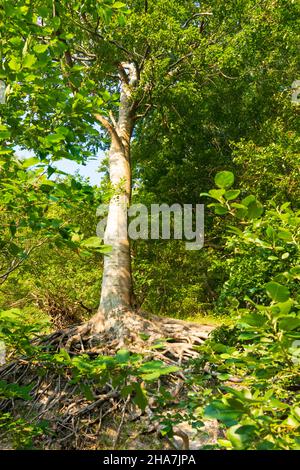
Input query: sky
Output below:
<box><xmin>54</xmin><ymin>156</ymin><xmax>103</xmax><ymax>186</ymax></box>
<box><xmin>17</xmin><ymin>148</ymin><xmax>104</xmax><ymax>186</ymax></box>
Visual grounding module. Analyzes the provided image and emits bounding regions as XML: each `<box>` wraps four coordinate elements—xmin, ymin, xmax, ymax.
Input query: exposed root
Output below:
<box><xmin>37</xmin><ymin>307</ymin><xmax>213</xmax><ymax>363</ymax></box>
<box><xmin>0</xmin><ymin>308</ymin><xmax>215</xmax><ymax>450</ymax></box>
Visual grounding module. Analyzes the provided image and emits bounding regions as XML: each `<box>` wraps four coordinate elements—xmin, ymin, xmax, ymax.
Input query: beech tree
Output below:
<box><xmin>2</xmin><ymin>0</ymin><xmax>296</xmax><ymax>340</ymax></box>
<box><xmin>1</xmin><ymin>1</ymin><xmax>300</xmax><ymax>452</ymax></box>
<box><xmin>1</xmin><ymin>0</ymin><xmax>210</xmax><ymax>334</ymax></box>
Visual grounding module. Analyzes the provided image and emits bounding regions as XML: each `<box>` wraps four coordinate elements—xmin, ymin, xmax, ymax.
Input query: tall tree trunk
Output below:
<box><xmin>99</xmin><ymin>135</ymin><xmax>132</xmax><ymax>315</ymax></box>
<box><xmin>91</xmin><ymin>63</ymin><xmax>137</xmax><ymax>332</ymax></box>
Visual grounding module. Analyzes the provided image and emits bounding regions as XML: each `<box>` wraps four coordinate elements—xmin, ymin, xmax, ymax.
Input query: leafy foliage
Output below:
<box><xmin>0</xmin><ymin>0</ymin><xmax>299</xmax><ymax>451</ymax></box>
<box><xmin>187</xmin><ymin>174</ymin><xmax>300</xmax><ymax>449</ymax></box>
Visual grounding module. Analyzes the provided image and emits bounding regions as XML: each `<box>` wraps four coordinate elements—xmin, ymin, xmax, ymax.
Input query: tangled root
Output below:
<box><xmin>0</xmin><ymin>309</ymin><xmax>215</xmax><ymax>449</ymax></box>
<box><xmin>37</xmin><ymin>307</ymin><xmax>213</xmax><ymax>363</ymax></box>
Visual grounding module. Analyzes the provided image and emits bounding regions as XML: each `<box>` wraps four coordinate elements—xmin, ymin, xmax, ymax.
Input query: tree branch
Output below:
<box><xmin>182</xmin><ymin>12</ymin><xmax>213</xmax><ymax>29</ymax></box>
<box><xmin>77</xmin><ymin>15</ymin><xmax>138</xmax><ymax>60</ymax></box>
<box><xmin>94</xmin><ymin>114</ymin><xmax>114</xmax><ymax>133</ymax></box>
<box><xmin>0</xmin><ymin>241</ymin><xmax>46</xmax><ymax>285</ymax></box>
<box><xmin>94</xmin><ymin>114</ymin><xmax>124</xmax><ymax>150</ymax></box>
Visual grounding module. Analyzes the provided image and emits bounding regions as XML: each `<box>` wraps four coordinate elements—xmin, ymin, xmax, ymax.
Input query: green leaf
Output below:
<box><xmin>214</xmin><ymin>204</ymin><xmax>228</xmax><ymax>215</ymax></box>
<box><xmin>226</xmin><ymin>424</ymin><xmax>257</xmax><ymax>450</ymax></box>
<box><xmin>112</xmin><ymin>2</ymin><xmax>126</xmax><ymax>8</ymax></box>
<box><xmin>227</xmin><ymin>225</ymin><xmax>244</xmax><ymax>236</ymax></box>
<box><xmin>98</xmin><ymin>245</ymin><xmax>112</xmax><ymax>254</ymax></box>
<box><xmin>45</xmin><ymin>133</ymin><xmax>65</xmax><ymax>144</ymax></box>
<box><xmin>278</xmin><ymin>317</ymin><xmax>300</xmax><ymax>332</ymax></box>
<box><xmin>120</xmin><ymin>384</ymin><xmax>133</xmax><ymax>398</ymax></box>
<box><xmin>224</xmin><ymin>190</ymin><xmax>240</xmax><ymax>200</ymax></box>
<box><xmin>239</xmin><ymin>312</ymin><xmax>266</xmax><ymax>327</ymax></box>
<box><xmin>132</xmin><ymin>383</ymin><xmax>147</xmax><ymax>411</ymax></box>
<box><xmin>246</xmin><ymin>200</ymin><xmax>264</xmax><ymax>219</ymax></box>
<box><xmin>138</xmin><ymin>360</ymin><xmax>180</xmax><ymax>381</ymax></box>
<box><xmin>22</xmin><ymin>53</ymin><xmax>37</xmax><ymax>69</ymax></box>
<box><xmin>241</xmin><ymin>195</ymin><xmax>256</xmax><ymax>206</ymax></box>
<box><xmin>116</xmin><ymin>349</ymin><xmax>130</xmax><ymax>363</ymax></box>
<box><xmin>0</xmin><ymin>380</ymin><xmax>32</xmax><ymax>401</ymax></box>
<box><xmin>270</xmin><ymin>300</ymin><xmax>293</xmax><ymax>317</ymax></box>
<box><xmin>204</xmin><ymin>401</ymin><xmax>243</xmax><ymax>426</ymax></box>
<box><xmin>265</xmin><ymin>282</ymin><xmax>290</xmax><ymax>303</ymax></box>
<box><xmin>81</xmin><ymin>237</ymin><xmax>102</xmax><ymax>248</ymax></box>
<box><xmin>22</xmin><ymin>157</ymin><xmax>40</xmax><ymax>168</ymax></box>
<box><xmin>277</xmin><ymin>230</ymin><xmax>293</xmax><ymax>241</ymax></box>
<box><xmin>8</xmin><ymin>56</ymin><xmax>21</xmax><ymax>72</ymax></box>
<box><xmin>290</xmin><ymin>266</ymin><xmax>300</xmax><ymax>280</ymax></box>
<box><xmin>33</xmin><ymin>44</ymin><xmax>49</xmax><ymax>54</ymax></box>
<box><xmin>51</xmin><ymin>17</ymin><xmax>61</xmax><ymax>30</ymax></box>
<box><xmin>208</xmin><ymin>189</ymin><xmax>226</xmax><ymax>202</ymax></box>
<box><xmin>214</xmin><ymin>171</ymin><xmax>235</xmax><ymax>189</ymax></box>
<box><xmin>118</xmin><ymin>15</ymin><xmax>126</xmax><ymax>26</ymax></box>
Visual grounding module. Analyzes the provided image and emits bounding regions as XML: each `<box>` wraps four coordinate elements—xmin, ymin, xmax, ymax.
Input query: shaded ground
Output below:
<box><xmin>0</xmin><ymin>312</ymin><xmax>217</xmax><ymax>450</ymax></box>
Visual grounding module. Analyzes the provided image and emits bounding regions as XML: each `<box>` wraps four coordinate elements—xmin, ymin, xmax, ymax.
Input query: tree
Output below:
<box><xmin>1</xmin><ymin>0</ymin><xmax>213</xmax><ymax>334</ymax></box>
<box><xmin>1</xmin><ymin>0</ymin><xmax>298</xmax><ymax>338</ymax></box>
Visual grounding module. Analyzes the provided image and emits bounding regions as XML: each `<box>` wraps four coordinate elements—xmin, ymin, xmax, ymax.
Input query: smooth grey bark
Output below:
<box><xmin>92</xmin><ymin>63</ymin><xmax>137</xmax><ymax>329</ymax></box>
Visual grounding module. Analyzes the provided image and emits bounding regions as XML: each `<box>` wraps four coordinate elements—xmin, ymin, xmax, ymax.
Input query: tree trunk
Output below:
<box><xmin>99</xmin><ymin>136</ymin><xmax>132</xmax><ymax>314</ymax></box>
<box><xmin>91</xmin><ymin>63</ymin><xmax>137</xmax><ymax>332</ymax></box>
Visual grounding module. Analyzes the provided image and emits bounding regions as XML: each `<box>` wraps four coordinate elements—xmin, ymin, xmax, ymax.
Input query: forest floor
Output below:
<box><xmin>0</xmin><ymin>312</ymin><xmax>223</xmax><ymax>450</ymax></box>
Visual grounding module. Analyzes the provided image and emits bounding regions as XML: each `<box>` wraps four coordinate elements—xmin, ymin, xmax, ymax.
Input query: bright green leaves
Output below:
<box><xmin>0</xmin><ymin>380</ymin><xmax>32</xmax><ymax>401</ymax></box>
<box><xmin>203</xmin><ymin>171</ymin><xmax>263</xmax><ymax>219</ymax></box>
<box><xmin>137</xmin><ymin>360</ymin><xmax>180</xmax><ymax>381</ymax></box>
<box><xmin>21</xmin><ymin>157</ymin><xmax>40</xmax><ymax>168</ymax></box>
<box><xmin>290</xmin><ymin>266</ymin><xmax>300</xmax><ymax>280</ymax></box>
<box><xmin>33</xmin><ymin>44</ymin><xmax>49</xmax><ymax>54</ymax></box>
<box><xmin>270</xmin><ymin>299</ymin><xmax>294</xmax><ymax>317</ymax></box>
<box><xmin>225</xmin><ymin>190</ymin><xmax>240</xmax><ymax>200</ymax></box>
<box><xmin>214</xmin><ymin>171</ymin><xmax>235</xmax><ymax>189</ymax></box>
<box><xmin>285</xmin><ymin>407</ymin><xmax>300</xmax><ymax>429</ymax></box>
<box><xmin>112</xmin><ymin>2</ymin><xmax>126</xmax><ymax>8</ymax></box>
<box><xmin>196</xmin><ymin>173</ymin><xmax>300</xmax><ymax>450</ymax></box>
<box><xmin>80</xmin><ymin>236</ymin><xmax>112</xmax><ymax>255</ymax></box>
<box><xmin>8</xmin><ymin>53</ymin><xmax>37</xmax><ymax>72</ymax></box>
<box><xmin>245</xmin><ymin>199</ymin><xmax>264</xmax><ymax>220</ymax></box>
<box><xmin>0</xmin><ymin>308</ymin><xmax>50</xmax><ymax>356</ymax></box>
<box><xmin>200</xmin><ymin>314</ymin><xmax>300</xmax><ymax>449</ymax></box>
<box><xmin>116</xmin><ymin>349</ymin><xmax>131</xmax><ymax>363</ymax></box>
<box><xmin>30</xmin><ymin>346</ymin><xmax>180</xmax><ymax>415</ymax></box>
<box><xmin>8</xmin><ymin>57</ymin><xmax>22</xmax><ymax>72</ymax></box>
<box><xmin>278</xmin><ymin>317</ymin><xmax>300</xmax><ymax>332</ymax></box>
<box><xmin>208</xmin><ymin>189</ymin><xmax>226</xmax><ymax>202</ymax></box>
<box><xmin>1</xmin><ymin>1</ymin><xmax>115</xmax><ymax>165</ymax></box>
<box><xmin>22</xmin><ymin>54</ymin><xmax>37</xmax><ymax>69</ymax></box>
<box><xmin>213</xmin><ymin>204</ymin><xmax>229</xmax><ymax>215</ymax></box>
<box><xmin>204</xmin><ymin>399</ymin><xmax>245</xmax><ymax>427</ymax></box>
<box><xmin>0</xmin><ymin>124</ymin><xmax>11</xmax><ymax>140</ymax></box>
<box><xmin>0</xmin><ymin>154</ymin><xmax>103</xmax><ymax>284</ymax></box>
<box><xmin>233</xmin><ymin>195</ymin><xmax>263</xmax><ymax>220</ymax></box>
<box><xmin>44</xmin><ymin>133</ymin><xmax>66</xmax><ymax>145</ymax></box>
<box><xmin>265</xmin><ymin>282</ymin><xmax>290</xmax><ymax>303</ymax></box>
<box><xmin>225</xmin><ymin>424</ymin><xmax>258</xmax><ymax>450</ymax></box>
<box><xmin>81</xmin><ymin>236</ymin><xmax>103</xmax><ymax>249</ymax></box>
